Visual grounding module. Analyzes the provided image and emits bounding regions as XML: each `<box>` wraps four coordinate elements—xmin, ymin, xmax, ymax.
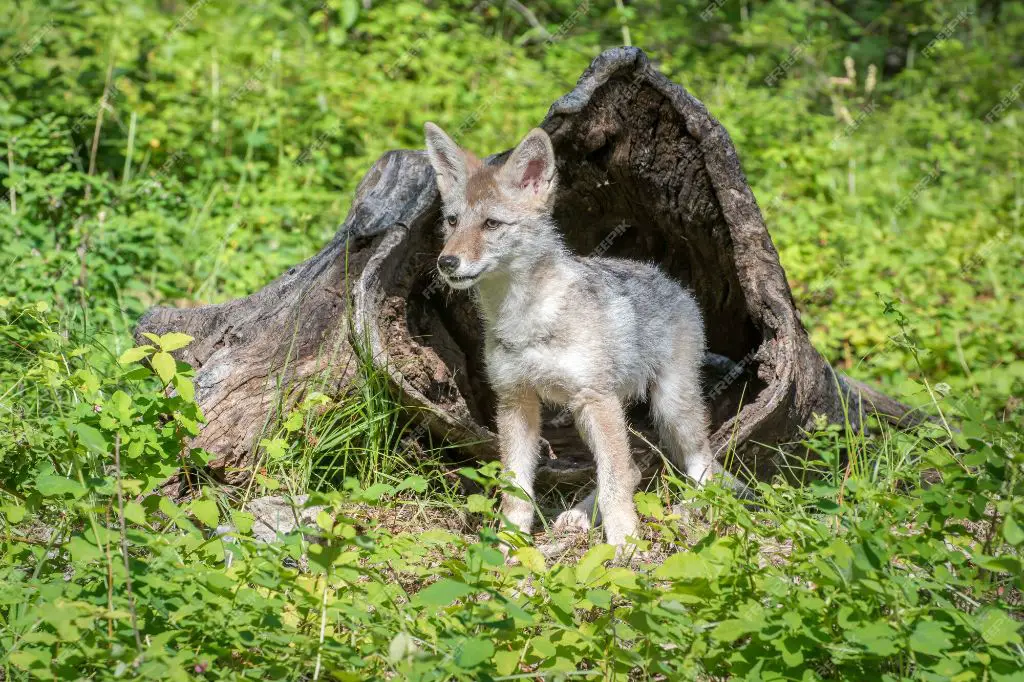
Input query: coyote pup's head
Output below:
<box><xmin>424</xmin><ymin>122</ymin><xmax>558</xmax><ymax>290</ymax></box>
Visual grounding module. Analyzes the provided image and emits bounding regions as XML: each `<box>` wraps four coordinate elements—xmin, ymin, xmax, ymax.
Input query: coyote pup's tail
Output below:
<box><xmin>648</xmin><ymin>322</ymin><xmax>751</xmax><ymax>497</ymax></box>
<box><xmin>649</xmin><ymin>343</ymin><xmax>722</xmax><ymax>484</ymax></box>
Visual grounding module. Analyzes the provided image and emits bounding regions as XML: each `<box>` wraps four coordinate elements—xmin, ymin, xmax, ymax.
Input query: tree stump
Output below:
<box><xmin>137</xmin><ymin>47</ymin><xmax>918</xmax><ymax>495</ymax></box>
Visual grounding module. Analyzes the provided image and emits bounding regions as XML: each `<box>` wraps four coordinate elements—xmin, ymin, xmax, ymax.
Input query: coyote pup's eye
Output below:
<box><xmin>445</xmin><ymin>214</ymin><xmax>457</xmax><ymax>227</ymax></box>
<box><xmin>484</xmin><ymin>218</ymin><xmax>502</xmax><ymax>229</ymax></box>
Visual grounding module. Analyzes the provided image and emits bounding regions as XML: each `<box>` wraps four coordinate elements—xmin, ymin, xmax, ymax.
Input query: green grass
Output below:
<box><xmin>0</xmin><ymin>0</ymin><xmax>1022</xmax><ymax>679</ymax></box>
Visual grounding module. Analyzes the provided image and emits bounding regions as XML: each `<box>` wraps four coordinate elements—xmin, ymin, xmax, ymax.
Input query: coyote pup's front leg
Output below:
<box><xmin>495</xmin><ymin>388</ymin><xmax>541</xmax><ymax>534</ymax></box>
<box><xmin>571</xmin><ymin>390</ymin><xmax>641</xmax><ymax>546</ymax></box>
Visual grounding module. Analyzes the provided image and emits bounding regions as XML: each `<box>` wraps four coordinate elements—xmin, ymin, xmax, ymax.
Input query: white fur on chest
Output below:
<box><xmin>480</xmin><ymin>277</ymin><xmax>595</xmax><ymax>398</ymax></box>
<box><xmin>475</xmin><ymin>260</ymin><xmax>649</xmax><ymax>403</ymax></box>
<box><xmin>485</xmin><ymin>338</ymin><xmax>595</xmax><ymax>400</ymax></box>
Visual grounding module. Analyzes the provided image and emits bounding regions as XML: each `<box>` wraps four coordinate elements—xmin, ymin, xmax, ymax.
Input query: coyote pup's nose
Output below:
<box><xmin>437</xmin><ymin>255</ymin><xmax>460</xmax><ymax>274</ymax></box>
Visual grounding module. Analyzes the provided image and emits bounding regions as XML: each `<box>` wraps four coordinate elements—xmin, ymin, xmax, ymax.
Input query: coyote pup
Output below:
<box><xmin>424</xmin><ymin>122</ymin><xmax>724</xmax><ymax>546</ymax></box>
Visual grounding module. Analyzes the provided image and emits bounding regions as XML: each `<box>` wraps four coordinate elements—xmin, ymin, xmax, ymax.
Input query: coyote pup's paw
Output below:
<box><xmin>552</xmin><ymin>509</ymin><xmax>592</xmax><ymax>534</ymax></box>
<box><xmin>500</xmin><ymin>498</ymin><xmax>535</xmax><ymax>537</ymax></box>
<box><xmin>602</xmin><ymin>510</ymin><xmax>639</xmax><ymax>548</ymax></box>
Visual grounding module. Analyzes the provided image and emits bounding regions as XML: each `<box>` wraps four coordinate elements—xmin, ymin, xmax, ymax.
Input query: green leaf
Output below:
<box><xmin>173</xmin><ymin>374</ymin><xmax>195</xmax><ymax>403</ymax></box>
<box><xmin>68</xmin><ymin>535</ymin><xmax>103</xmax><ymax>563</ymax></box>
<box><xmin>123</xmin><ymin>501</ymin><xmax>148</xmax><ymax>526</ymax></box>
<box><xmin>455</xmin><ymin>637</ymin><xmax>494</xmax><ymax>668</ymax></box>
<box><xmin>73</xmin><ymin>423</ymin><xmax>108</xmax><ymax>454</ymax></box>
<box><xmin>283</xmin><ymin>411</ymin><xmax>303</xmax><ymax>432</ymax></box>
<box><xmin>976</xmin><ymin>608</ymin><xmax>1023</xmax><ymax>646</ymax></box>
<box><xmin>9</xmin><ymin>649</ymin><xmax>51</xmax><ymax>672</ymax></box>
<box><xmin>415</xmin><ymin>579</ymin><xmax>474</xmax><ymax>606</ymax></box>
<box><xmin>845</xmin><ymin>622</ymin><xmax>900</xmax><ymax>656</ymax></box>
<box><xmin>74</xmin><ymin>369</ymin><xmax>100</xmax><ymax>394</ymax></box>
<box><xmin>151</xmin><ymin>351</ymin><xmax>176</xmax><ymax>384</ymax></box>
<box><xmin>910</xmin><ymin>620</ymin><xmax>953</xmax><ymax>656</ymax></box>
<box><xmin>712</xmin><ymin>618</ymin><xmax>761</xmax><ymax>642</ymax></box>
<box><xmin>118</xmin><ymin>345</ymin><xmax>154</xmax><ymax>365</ymax></box>
<box><xmin>34</xmin><ymin>469</ymin><xmax>87</xmax><ymax>499</ymax></box>
<box><xmin>395</xmin><ymin>475</ymin><xmax>427</xmax><ymax>493</ymax></box>
<box><xmin>777</xmin><ymin>636</ymin><xmax>804</xmax><ymax>667</ymax></box>
<box><xmin>1</xmin><ymin>504</ymin><xmax>26</xmax><ymax>523</ymax></box>
<box><xmin>122</xmin><ymin>366</ymin><xmax>152</xmax><ymax>382</ymax></box>
<box><xmin>1002</xmin><ymin>514</ymin><xmax>1024</xmax><ymax>546</ymax></box>
<box><xmin>493</xmin><ymin>649</ymin><xmax>520</xmax><ymax>676</ymax></box>
<box><xmin>316</xmin><ymin>509</ymin><xmax>334</xmax><ymax>532</ymax></box>
<box><xmin>260</xmin><ymin>438</ymin><xmax>288</xmax><ymax>461</ymax></box>
<box><xmin>340</xmin><ymin>0</ymin><xmax>359</xmax><ymax>28</ymax></box>
<box><xmin>515</xmin><ymin>546</ymin><xmax>546</xmax><ymax>573</ymax></box>
<box><xmin>654</xmin><ymin>551</ymin><xmax>713</xmax><ymax>582</ymax></box>
<box><xmin>110</xmin><ymin>390</ymin><xmax>132</xmax><ymax>422</ymax></box>
<box><xmin>190</xmin><ymin>499</ymin><xmax>219</xmax><ymax>528</ymax></box>
<box><xmin>255</xmin><ymin>473</ymin><xmax>281</xmax><ymax>490</ymax></box>
<box><xmin>585</xmin><ymin>588</ymin><xmax>612</xmax><ymax>609</ymax></box>
<box><xmin>358</xmin><ymin>483</ymin><xmax>393</xmax><ymax>501</ymax></box>
<box><xmin>160</xmin><ymin>496</ymin><xmax>199</xmax><ymax>534</ymax></box>
<box><xmin>577</xmin><ymin>544</ymin><xmax>616</xmax><ymax>583</ymax></box>
<box><xmin>231</xmin><ymin>511</ymin><xmax>255</xmax><ymax>534</ymax></box>
<box><xmin>159</xmin><ymin>496</ymin><xmax>183</xmax><ymax>520</ymax></box>
<box><xmin>976</xmin><ymin>555</ymin><xmax>1022</xmax><ymax>574</ymax></box>
<box><xmin>158</xmin><ymin>332</ymin><xmax>193</xmax><ymax>351</ymax></box>
<box><xmin>467</xmin><ymin>493</ymin><xmax>494</xmax><ymax>513</ymax></box>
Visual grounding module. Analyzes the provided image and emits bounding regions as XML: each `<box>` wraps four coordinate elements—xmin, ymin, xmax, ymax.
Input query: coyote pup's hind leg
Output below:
<box><xmin>650</xmin><ymin>339</ymin><xmax>721</xmax><ymax>485</ymax></box>
<box><xmin>496</xmin><ymin>388</ymin><xmax>542</xmax><ymax>534</ymax></box>
<box><xmin>571</xmin><ymin>391</ymin><xmax>640</xmax><ymax>546</ymax></box>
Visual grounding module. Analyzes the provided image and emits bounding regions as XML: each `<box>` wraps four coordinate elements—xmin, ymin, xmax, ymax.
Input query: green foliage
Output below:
<box><xmin>1</xmin><ymin>0</ymin><xmax>1022</xmax><ymax>679</ymax></box>
<box><xmin>0</xmin><ymin>340</ymin><xmax>1021</xmax><ymax>679</ymax></box>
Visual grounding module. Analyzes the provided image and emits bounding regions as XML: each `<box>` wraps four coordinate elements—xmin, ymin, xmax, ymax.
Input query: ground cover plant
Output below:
<box><xmin>1</xmin><ymin>0</ymin><xmax>1022</xmax><ymax>679</ymax></box>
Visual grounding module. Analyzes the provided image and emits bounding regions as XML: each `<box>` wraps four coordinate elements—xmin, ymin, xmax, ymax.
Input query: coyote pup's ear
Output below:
<box><xmin>424</xmin><ymin>122</ymin><xmax>467</xmax><ymax>199</ymax></box>
<box><xmin>499</xmin><ymin>128</ymin><xmax>557</xmax><ymax>206</ymax></box>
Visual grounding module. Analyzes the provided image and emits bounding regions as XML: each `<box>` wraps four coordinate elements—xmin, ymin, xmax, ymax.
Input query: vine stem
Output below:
<box><xmin>113</xmin><ymin>432</ymin><xmax>144</xmax><ymax>651</ymax></box>
<box><xmin>6</xmin><ymin>138</ymin><xmax>15</xmax><ymax>214</ymax></box>
<box><xmin>312</xmin><ymin>573</ymin><xmax>329</xmax><ymax>680</ymax></box>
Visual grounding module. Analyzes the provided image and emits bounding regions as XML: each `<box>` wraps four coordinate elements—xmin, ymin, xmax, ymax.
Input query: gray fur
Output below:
<box><xmin>424</xmin><ymin>122</ymin><xmax>721</xmax><ymax>547</ymax></box>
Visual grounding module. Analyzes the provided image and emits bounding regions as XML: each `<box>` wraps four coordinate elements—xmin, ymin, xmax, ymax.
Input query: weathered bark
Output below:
<box><xmin>137</xmin><ymin>47</ymin><xmax>920</xmax><ymax>494</ymax></box>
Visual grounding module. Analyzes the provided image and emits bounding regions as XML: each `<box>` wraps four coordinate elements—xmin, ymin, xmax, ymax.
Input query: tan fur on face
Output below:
<box><xmin>463</xmin><ymin>150</ymin><xmax>483</xmax><ymax>175</ymax></box>
<box><xmin>465</xmin><ymin>164</ymin><xmax>499</xmax><ymax>204</ymax></box>
<box><xmin>439</xmin><ymin>162</ymin><xmax>501</xmax><ymax>264</ymax></box>
<box><xmin>440</xmin><ymin>221</ymin><xmax>484</xmax><ymax>263</ymax></box>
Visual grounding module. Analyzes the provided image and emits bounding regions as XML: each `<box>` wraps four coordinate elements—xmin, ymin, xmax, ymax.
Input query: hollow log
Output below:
<box><xmin>137</xmin><ymin>47</ymin><xmax>919</xmax><ymax>495</ymax></box>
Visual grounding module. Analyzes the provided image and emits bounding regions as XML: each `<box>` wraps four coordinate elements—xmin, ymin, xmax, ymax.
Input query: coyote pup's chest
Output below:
<box><xmin>476</xmin><ymin>267</ymin><xmax>611</xmax><ymax>399</ymax></box>
<box><xmin>484</xmin><ymin>324</ymin><xmax>594</xmax><ymax>400</ymax></box>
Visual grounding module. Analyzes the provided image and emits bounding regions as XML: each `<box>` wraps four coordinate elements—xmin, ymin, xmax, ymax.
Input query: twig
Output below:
<box><xmin>104</xmin><ymin>507</ymin><xmax>115</xmax><ymax>639</ymax></box>
<box><xmin>76</xmin><ymin>213</ymin><xmax>93</xmax><ymax>329</ymax></box>
<box><xmin>4</xmin><ymin>534</ymin><xmax>66</xmax><ymax>547</ymax></box>
<box><xmin>85</xmin><ymin>56</ymin><xmax>115</xmax><ymax>198</ymax></box>
<box><xmin>613</xmin><ymin>0</ymin><xmax>631</xmax><ymax>46</ymax></box>
<box><xmin>505</xmin><ymin>0</ymin><xmax>552</xmax><ymax>40</ymax></box>
<box><xmin>312</xmin><ymin>571</ymin><xmax>330</xmax><ymax>680</ymax></box>
<box><xmin>0</xmin><ymin>483</ymin><xmax>27</xmax><ymax>502</ymax></box>
<box><xmin>122</xmin><ymin>111</ymin><xmax>137</xmax><ymax>187</ymax></box>
<box><xmin>6</xmin><ymin>137</ymin><xmax>15</xmax><ymax>215</ymax></box>
<box><xmin>113</xmin><ymin>433</ymin><xmax>144</xmax><ymax>651</ymax></box>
